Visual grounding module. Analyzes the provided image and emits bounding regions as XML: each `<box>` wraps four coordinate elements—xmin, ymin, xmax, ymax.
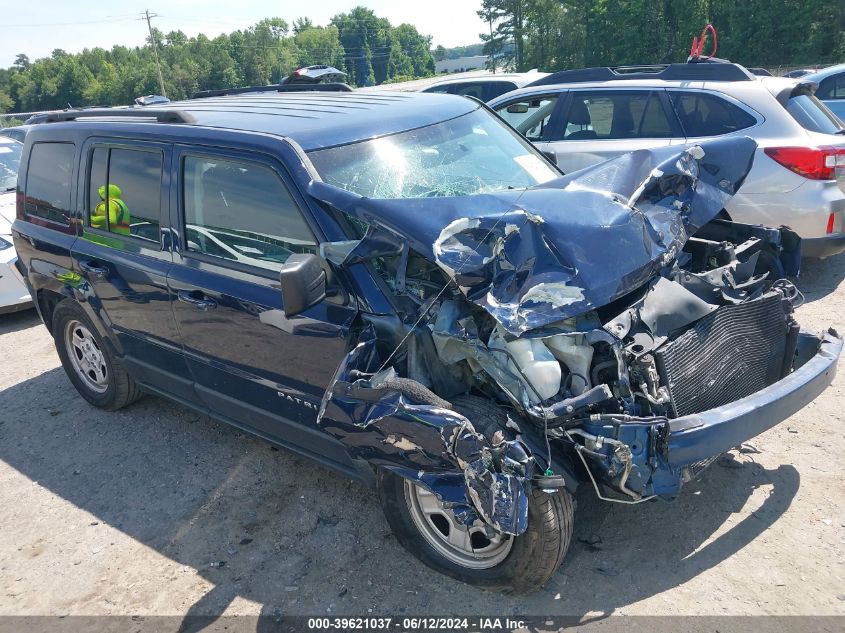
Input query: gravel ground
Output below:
<box><xmin>0</xmin><ymin>256</ymin><xmax>844</xmax><ymax>619</ymax></box>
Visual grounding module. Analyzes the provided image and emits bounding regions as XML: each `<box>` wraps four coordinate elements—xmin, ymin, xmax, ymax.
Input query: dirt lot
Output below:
<box><xmin>1</xmin><ymin>255</ymin><xmax>844</xmax><ymax>619</ymax></box>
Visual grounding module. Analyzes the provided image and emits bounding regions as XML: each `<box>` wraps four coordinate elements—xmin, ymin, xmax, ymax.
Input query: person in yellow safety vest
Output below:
<box><xmin>91</xmin><ymin>184</ymin><xmax>131</xmax><ymax>235</ymax></box>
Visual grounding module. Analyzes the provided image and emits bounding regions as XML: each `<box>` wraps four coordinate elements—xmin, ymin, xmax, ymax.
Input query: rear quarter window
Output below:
<box><xmin>669</xmin><ymin>92</ymin><xmax>757</xmax><ymax>137</ymax></box>
<box><xmin>24</xmin><ymin>142</ymin><xmax>75</xmax><ymax>225</ymax></box>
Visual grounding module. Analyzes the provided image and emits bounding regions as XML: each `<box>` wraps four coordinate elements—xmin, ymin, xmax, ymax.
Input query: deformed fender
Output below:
<box><xmin>317</xmin><ymin>327</ymin><xmax>530</xmax><ymax>535</ymax></box>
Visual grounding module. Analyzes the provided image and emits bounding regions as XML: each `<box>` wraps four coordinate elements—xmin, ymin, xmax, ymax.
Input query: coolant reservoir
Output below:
<box><xmin>546</xmin><ymin>334</ymin><xmax>594</xmax><ymax>395</ymax></box>
<box><xmin>489</xmin><ymin>327</ymin><xmax>561</xmax><ymax>402</ymax></box>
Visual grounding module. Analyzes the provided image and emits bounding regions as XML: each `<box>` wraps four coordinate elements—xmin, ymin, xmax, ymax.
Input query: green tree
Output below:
<box><xmin>0</xmin><ymin>91</ymin><xmax>13</xmax><ymax>113</ymax></box>
<box><xmin>478</xmin><ymin>0</ymin><xmax>529</xmax><ymax>70</ymax></box>
<box><xmin>394</xmin><ymin>24</ymin><xmax>436</xmax><ymax>77</ymax></box>
<box><xmin>294</xmin><ymin>26</ymin><xmax>346</xmax><ymax>69</ymax></box>
<box><xmin>293</xmin><ymin>17</ymin><xmax>314</xmax><ymax>34</ymax></box>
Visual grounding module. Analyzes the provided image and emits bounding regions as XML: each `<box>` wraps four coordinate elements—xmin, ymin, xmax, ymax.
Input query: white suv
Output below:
<box><xmin>420</xmin><ymin>71</ymin><xmax>549</xmax><ymax>102</ymax></box>
<box><xmin>489</xmin><ymin>63</ymin><xmax>845</xmax><ymax>257</ymax></box>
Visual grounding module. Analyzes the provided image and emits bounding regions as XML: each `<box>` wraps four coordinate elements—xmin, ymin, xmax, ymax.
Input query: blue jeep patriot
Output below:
<box><xmin>11</xmin><ymin>88</ymin><xmax>841</xmax><ymax>593</ymax></box>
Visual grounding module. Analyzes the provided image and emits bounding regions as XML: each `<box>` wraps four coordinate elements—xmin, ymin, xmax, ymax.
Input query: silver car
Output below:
<box><xmin>489</xmin><ymin>63</ymin><xmax>845</xmax><ymax>257</ymax></box>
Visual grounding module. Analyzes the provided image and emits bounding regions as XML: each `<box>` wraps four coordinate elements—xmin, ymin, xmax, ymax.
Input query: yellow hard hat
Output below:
<box><xmin>98</xmin><ymin>184</ymin><xmax>122</xmax><ymax>199</ymax></box>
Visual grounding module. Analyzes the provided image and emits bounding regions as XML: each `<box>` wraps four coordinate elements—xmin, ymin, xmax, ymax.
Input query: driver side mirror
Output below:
<box><xmin>279</xmin><ymin>253</ymin><xmax>326</xmax><ymax>318</ymax></box>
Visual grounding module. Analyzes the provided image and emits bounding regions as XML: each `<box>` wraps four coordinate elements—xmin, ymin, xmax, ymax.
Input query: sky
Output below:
<box><xmin>0</xmin><ymin>0</ymin><xmax>488</xmax><ymax>67</ymax></box>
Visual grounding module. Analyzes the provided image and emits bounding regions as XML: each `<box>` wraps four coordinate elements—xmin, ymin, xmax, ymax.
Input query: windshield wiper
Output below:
<box><xmin>835</xmin><ymin>129</ymin><xmax>845</xmax><ymax>135</ymax></box>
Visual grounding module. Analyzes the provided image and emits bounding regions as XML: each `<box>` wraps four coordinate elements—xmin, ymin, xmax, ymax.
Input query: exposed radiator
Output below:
<box><xmin>655</xmin><ymin>292</ymin><xmax>789</xmax><ymax>418</ymax></box>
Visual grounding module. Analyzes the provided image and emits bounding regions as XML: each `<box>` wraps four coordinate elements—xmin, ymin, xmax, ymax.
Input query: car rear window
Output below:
<box><xmin>24</xmin><ymin>142</ymin><xmax>75</xmax><ymax>225</ymax></box>
<box><xmin>786</xmin><ymin>93</ymin><xmax>845</xmax><ymax>134</ymax></box>
<box><xmin>669</xmin><ymin>92</ymin><xmax>757</xmax><ymax>137</ymax></box>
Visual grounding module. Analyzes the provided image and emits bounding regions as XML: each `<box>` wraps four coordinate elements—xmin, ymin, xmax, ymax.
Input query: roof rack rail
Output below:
<box><xmin>526</xmin><ymin>62</ymin><xmax>756</xmax><ymax>87</ymax></box>
<box><xmin>191</xmin><ymin>82</ymin><xmax>353</xmax><ymax>99</ymax></box>
<box><xmin>29</xmin><ymin>108</ymin><xmax>195</xmax><ymax>124</ymax></box>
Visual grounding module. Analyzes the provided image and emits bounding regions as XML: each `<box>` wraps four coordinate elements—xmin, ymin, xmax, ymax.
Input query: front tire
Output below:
<box><xmin>377</xmin><ymin>396</ymin><xmax>574</xmax><ymax>593</ymax></box>
<box><xmin>52</xmin><ymin>300</ymin><xmax>142</xmax><ymax>411</ymax></box>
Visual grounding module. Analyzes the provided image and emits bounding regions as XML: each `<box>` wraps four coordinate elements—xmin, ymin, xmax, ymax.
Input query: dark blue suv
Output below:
<box><xmin>12</xmin><ymin>89</ymin><xmax>841</xmax><ymax>593</ymax></box>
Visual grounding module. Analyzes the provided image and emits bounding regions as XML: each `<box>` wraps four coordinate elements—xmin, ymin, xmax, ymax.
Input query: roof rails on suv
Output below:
<box><xmin>26</xmin><ymin>108</ymin><xmax>196</xmax><ymax>125</ymax></box>
<box><xmin>526</xmin><ymin>62</ymin><xmax>757</xmax><ymax>87</ymax></box>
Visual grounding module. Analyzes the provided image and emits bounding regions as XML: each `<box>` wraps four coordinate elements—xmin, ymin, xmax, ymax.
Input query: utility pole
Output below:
<box><xmin>143</xmin><ymin>9</ymin><xmax>167</xmax><ymax>97</ymax></box>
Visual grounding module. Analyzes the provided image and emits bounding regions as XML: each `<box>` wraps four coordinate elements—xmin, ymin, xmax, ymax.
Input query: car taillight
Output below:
<box><xmin>764</xmin><ymin>146</ymin><xmax>845</xmax><ymax>180</ymax></box>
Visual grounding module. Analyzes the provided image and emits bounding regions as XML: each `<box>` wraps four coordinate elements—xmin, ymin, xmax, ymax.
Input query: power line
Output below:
<box><xmin>0</xmin><ymin>16</ymin><xmax>138</xmax><ymax>28</ymax></box>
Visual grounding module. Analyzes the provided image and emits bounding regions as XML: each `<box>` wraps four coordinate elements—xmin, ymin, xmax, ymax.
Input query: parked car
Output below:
<box><xmin>0</xmin><ymin>136</ymin><xmax>32</xmax><ymax>313</ymax></box>
<box><xmin>802</xmin><ymin>63</ymin><xmax>845</xmax><ymax>121</ymax></box>
<box><xmin>420</xmin><ymin>70</ymin><xmax>549</xmax><ymax>102</ymax></box>
<box><xmin>489</xmin><ymin>62</ymin><xmax>845</xmax><ymax>258</ymax></box>
<box><xmin>12</xmin><ymin>90</ymin><xmax>840</xmax><ymax>593</ymax></box>
<box><xmin>0</xmin><ymin>124</ymin><xmax>30</xmax><ymax>143</ymax></box>
<box><xmin>783</xmin><ymin>68</ymin><xmax>821</xmax><ymax>79</ymax></box>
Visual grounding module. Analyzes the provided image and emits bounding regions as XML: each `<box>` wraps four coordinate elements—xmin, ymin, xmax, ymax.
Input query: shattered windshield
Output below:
<box><xmin>307</xmin><ymin>109</ymin><xmax>558</xmax><ymax>199</ymax></box>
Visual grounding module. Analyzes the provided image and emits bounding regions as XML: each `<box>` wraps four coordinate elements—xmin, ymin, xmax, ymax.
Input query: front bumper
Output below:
<box><xmin>801</xmin><ymin>235</ymin><xmax>845</xmax><ymax>259</ymax></box>
<box><xmin>580</xmin><ymin>330</ymin><xmax>841</xmax><ymax>497</ymax></box>
<box><xmin>0</xmin><ymin>244</ymin><xmax>33</xmax><ymax>314</ymax></box>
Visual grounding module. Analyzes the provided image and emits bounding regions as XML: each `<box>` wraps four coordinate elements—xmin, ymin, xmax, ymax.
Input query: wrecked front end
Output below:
<box><xmin>314</xmin><ymin>136</ymin><xmax>841</xmax><ymax>536</ymax></box>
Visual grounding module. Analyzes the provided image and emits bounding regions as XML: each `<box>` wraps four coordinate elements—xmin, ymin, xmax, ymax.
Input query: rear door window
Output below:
<box><xmin>496</xmin><ymin>95</ymin><xmax>559</xmax><ymax>141</ymax></box>
<box><xmin>87</xmin><ymin>146</ymin><xmax>164</xmax><ymax>243</ymax></box>
<box><xmin>557</xmin><ymin>90</ymin><xmax>674</xmax><ymax>140</ymax></box>
<box><xmin>24</xmin><ymin>142</ymin><xmax>75</xmax><ymax>225</ymax></box>
<box><xmin>182</xmin><ymin>155</ymin><xmax>317</xmax><ymax>273</ymax></box>
<box><xmin>786</xmin><ymin>93</ymin><xmax>845</xmax><ymax>134</ymax></box>
<box><xmin>669</xmin><ymin>92</ymin><xmax>757</xmax><ymax>137</ymax></box>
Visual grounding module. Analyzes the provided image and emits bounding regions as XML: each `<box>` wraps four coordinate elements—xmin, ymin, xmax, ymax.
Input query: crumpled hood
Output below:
<box><xmin>0</xmin><ymin>191</ymin><xmax>15</xmax><ymax>235</ymax></box>
<box><xmin>310</xmin><ymin>136</ymin><xmax>757</xmax><ymax>336</ymax></box>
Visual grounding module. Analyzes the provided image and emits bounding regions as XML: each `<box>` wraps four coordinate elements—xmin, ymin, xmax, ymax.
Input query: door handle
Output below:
<box><xmin>79</xmin><ymin>260</ymin><xmax>108</xmax><ymax>278</ymax></box>
<box><xmin>177</xmin><ymin>290</ymin><xmax>217</xmax><ymax>311</ymax></box>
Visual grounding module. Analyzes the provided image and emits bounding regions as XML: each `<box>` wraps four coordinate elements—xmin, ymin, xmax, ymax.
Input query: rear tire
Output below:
<box><xmin>377</xmin><ymin>395</ymin><xmax>574</xmax><ymax>593</ymax></box>
<box><xmin>52</xmin><ymin>300</ymin><xmax>142</xmax><ymax>411</ymax></box>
